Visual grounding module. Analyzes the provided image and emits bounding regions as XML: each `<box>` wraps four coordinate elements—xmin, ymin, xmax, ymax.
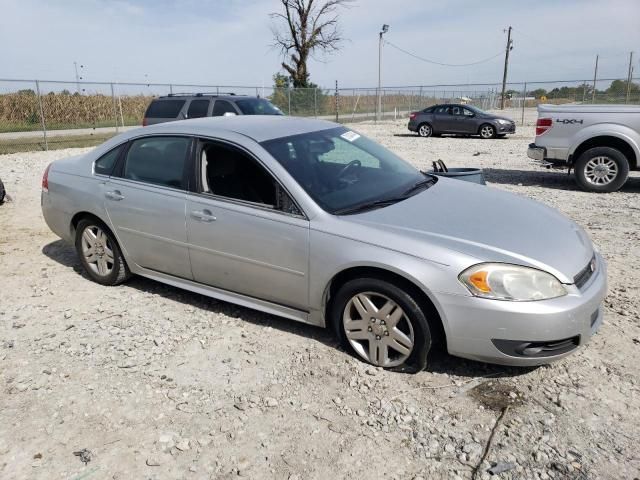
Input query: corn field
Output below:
<box><xmin>0</xmin><ymin>91</ymin><xmax>153</xmax><ymax>131</ymax></box>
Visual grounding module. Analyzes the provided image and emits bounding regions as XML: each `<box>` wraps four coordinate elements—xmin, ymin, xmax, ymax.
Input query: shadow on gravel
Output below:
<box><xmin>426</xmin><ymin>349</ymin><xmax>538</xmax><ymax>379</ymax></box>
<box><xmin>42</xmin><ymin>240</ymin><xmax>335</xmax><ymax>349</ymax></box>
<box><xmin>42</xmin><ymin>239</ymin><xmax>541</xmax><ymax>378</ymax></box>
<box><xmin>485</xmin><ymin>167</ymin><xmax>640</xmax><ymax>193</ymax></box>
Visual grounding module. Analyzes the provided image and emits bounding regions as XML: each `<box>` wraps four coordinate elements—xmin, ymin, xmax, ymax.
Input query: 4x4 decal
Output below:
<box><xmin>555</xmin><ymin>118</ymin><xmax>584</xmax><ymax>125</ymax></box>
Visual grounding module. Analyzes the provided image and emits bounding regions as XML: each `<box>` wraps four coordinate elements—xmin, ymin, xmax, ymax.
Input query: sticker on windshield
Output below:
<box><xmin>340</xmin><ymin>131</ymin><xmax>361</xmax><ymax>142</ymax></box>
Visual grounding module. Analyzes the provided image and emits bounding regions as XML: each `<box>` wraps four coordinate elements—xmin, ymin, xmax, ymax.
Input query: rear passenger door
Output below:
<box><xmin>104</xmin><ymin>136</ymin><xmax>194</xmax><ymax>279</ymax></box>
<box><xmin>433</xmin><ymin>105</ymin><xmax>456</xmax><ymax>133</ymax></box>
<box><xmin>186</xmin><ymin>99</ymin><xmax>211</xmax><ymax>119</ymax></box>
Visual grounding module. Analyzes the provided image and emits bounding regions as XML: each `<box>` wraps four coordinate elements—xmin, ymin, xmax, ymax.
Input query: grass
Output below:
<box><xmin>0</xmin><ymin>117</ymin><xmax>142</xmax><ymax>134</ymax></box>
<box><xmin>0</xmin><ymin>133</ymin><xmax>117</xmax><ymax>155</ymax></box>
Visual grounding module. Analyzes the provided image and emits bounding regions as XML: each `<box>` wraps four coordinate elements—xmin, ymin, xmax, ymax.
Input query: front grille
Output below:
<box><xmin>492</xmin><ymin>336</ymin><xmax>580</xmax><ymax>358</ymax></box>
<box><xmin>574</xmin><ymin>255</ymin><xmax>596</xmax><ymax>290</ymax></box>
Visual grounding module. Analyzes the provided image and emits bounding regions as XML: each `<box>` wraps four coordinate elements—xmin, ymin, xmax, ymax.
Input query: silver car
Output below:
<box><xmin>41</xmin><ymin>116</ymin><xmax>606</xmax><ymax>370</ymax></box>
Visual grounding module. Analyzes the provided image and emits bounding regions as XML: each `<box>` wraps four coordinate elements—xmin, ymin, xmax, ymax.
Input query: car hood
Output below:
<box><xmin>481</xmin><ymin>114</ymin><xmax>513</xmax><ymax>122</ymax></box>
<box><xmin>345</xmin><ymin>178</ymin><xmax>593</xmax><ymax>283</ymax></box>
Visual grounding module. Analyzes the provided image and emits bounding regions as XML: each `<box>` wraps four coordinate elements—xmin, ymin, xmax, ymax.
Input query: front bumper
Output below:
<box><xmin>436</xmin><ymin>253</ymin><xmax>607</xmax><ymax>366</ymax></box>
<box><xmin>497</xmin><ymin>122</ymin><xmax>516</xmax><ymax>134</ymax></box>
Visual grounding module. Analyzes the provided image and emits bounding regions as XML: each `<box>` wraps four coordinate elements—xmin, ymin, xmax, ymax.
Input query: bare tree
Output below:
<box><xmin>271</xmin><ymin>0</ymin><xmax>350</xmax><ymax>88</ymax></box>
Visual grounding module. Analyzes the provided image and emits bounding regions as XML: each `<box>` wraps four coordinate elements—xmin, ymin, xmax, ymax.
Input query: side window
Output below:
<box><xmin>212</xmin><ymin>100</ymin><xmax>237</xmax><ymax>116</ymax></box>
<box><xmin>187</xmin><ymin>100</ymin><xmax>210</xmax><ymax>118</ymax></box>
<box><xmin>94</xmin><ymin>144</ymin><xmax>123</xmax><ymax>176</ymax></box>
<box><xmin>451</xmin><ymin>106</ymin><xmax>463</xmax><ymax>116</ymax></box>
<box><xmin>462</xmin><ymin>108</ymin><xmax>475</xmax><ymax>117</ymax></box>
<box><xmin>122</xmin><ymin>136</ymin><xmax>191</xmax><ymax>189</ymax></box>
<box><xmin>435</xmin><ymin>106</ymin><xmax>450</xmax><ymax>114</ymax></box>
<box><xmin>199</xmin><ymin>140</ymin><xmax>300</xmax><ymax>215</ymax></box>
<box><xmin>145</xmin><ymin>100</ymin><xmax>186</xmax><ymax>118</ymax></box>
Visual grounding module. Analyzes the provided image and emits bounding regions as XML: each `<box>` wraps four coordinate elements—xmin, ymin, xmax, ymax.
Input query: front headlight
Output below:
<box><xmin>459</xmin><ymin>263</ymin><xmax>567</xmax><ymax>301</ymax></box>
<box><xmin>496</xmin><ymin>119</ymin><xmax>511</xmax><ymax>125</ymax></box>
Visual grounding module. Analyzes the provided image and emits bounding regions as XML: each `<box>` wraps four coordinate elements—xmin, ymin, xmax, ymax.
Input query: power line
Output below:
<box><xmin>383</xmin><ymin>40</ymin><xmax>503</xmax><ymax>67</ymax></box>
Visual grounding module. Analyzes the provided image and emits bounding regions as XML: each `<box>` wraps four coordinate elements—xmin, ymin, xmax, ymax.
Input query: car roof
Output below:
<box><xmin>123</xmin><ymin>115</ymin><xmax>340</xmax><ymax>143</ymax></box>
<box><xmin>155</xmin><ymin>94</ymin><xmax>254</xmax><ymax>100</ymax></box>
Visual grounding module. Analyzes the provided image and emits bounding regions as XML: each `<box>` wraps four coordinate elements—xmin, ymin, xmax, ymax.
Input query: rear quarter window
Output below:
<box><xmin>94</xmin><ymin>144</ymin><xmax>124</xmax><ymax>176</ymax></box>
<box><xmin>145</xmin><ymin>100</ymin><xmax>186</xmax><ymax>118</ymax></box>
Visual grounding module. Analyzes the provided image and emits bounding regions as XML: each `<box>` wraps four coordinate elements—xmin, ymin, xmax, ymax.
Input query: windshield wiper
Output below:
<box><xmin>334</xmin><ymin>197</ymin><xmax>405</xmax><ymax>215</ymax></box>
<box><xmin>402</xmin><ymin>175</ymin><xmax>437</xmax><ymax>196</ymax></box>
<box><xmin>334</xmin><ymin>175</ymin><xmax>437</xmax><ymax>216</ymax></box>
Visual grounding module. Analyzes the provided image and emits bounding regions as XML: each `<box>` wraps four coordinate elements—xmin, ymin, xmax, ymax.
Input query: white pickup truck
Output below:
<box><xmin>527</xmin><ymin>104</ymin><xmax>640</xmax><ymax>192</ymax></box>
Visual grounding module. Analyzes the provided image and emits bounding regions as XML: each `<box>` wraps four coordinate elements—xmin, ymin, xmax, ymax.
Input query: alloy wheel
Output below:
<box><xmin>343</xmin><ymin>292</ymin><xmax>415</xmax><ymax>367</ymax></box>
<box><xmin>480</xmin><ymin>125</ymin><xmax>494</xmax><ymax>138</ymax></box>
<box><xmin>584</xmin><ymin>156</ymin><xmax>618</xmax><ymax>186</ymax></box>
<box><xmin>418</xmin><ymin>124</ymin><xmax>431</xmax><ymax>137</ymax></box>
<box><xmin>80</xmin><ymin>225</ymin><xmax>115</xmax><ymax>277</ymax></box>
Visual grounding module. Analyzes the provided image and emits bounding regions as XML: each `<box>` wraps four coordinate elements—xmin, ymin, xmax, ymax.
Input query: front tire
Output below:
<box><xmin>75</xmin><ymin>219</ymin><xmax>130</xmax><ymax>286</ymax></box>
<box><xmin>331</xmin><ymin>278</ymin><xmax>431</xmax><ymax>370</ymax></box>
<box><xmin>417</xmin><ymin>123</ymin><xmax>432</xmax><ymax>138</ymax></box>
<box><xmin>574</xmin><ymin>147</ymin><xmax>629</xmax><ymax>193</ymax></box>
<box><xmin>479</xmin><ymin>124</ymin><xmax>496</xmax><ymax>139</ymax></box>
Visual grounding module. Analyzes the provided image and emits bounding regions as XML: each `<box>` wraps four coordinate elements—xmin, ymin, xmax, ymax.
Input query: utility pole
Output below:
<box><xmin>500</xmin><ymin>26</ymin><xmax>513</xmax><ymax>110</ymax></box>
<box><xmin>377</xmin><ymin>24</ymin><xmax>389</xmax><ymax>122</ymax></box>
<box><xmin>74</xmin><ymin>62</ymin><xmax>81</xmax><ymax>94</ymax></box>
<box><xmin>626</xmin><ymin>51</ymin><xmax>634</xmax><ymax>103</ymax></box>
<box><xmin>592</xmin><ymin>54</ymin><xmax>599</xmax><ymax>103</ymax></box>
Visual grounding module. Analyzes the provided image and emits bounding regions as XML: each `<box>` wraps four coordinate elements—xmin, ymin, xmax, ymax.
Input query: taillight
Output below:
<box><xmin>142</xmin><ymin>117</ymin><xmax>148</xmax><ymax>127</ymax></box>
<box><xmin>409</xmin><ymin>112</ymin><xmax>417</xmax><ymax>119</ymax></box>
<box><xmin>536</xmin><ymin>118</ymin><xmax>553</xmax><ymax>136</ymax></box>
<box><xmin>42</xmin><ymin>163</ymin><xmax>51</xmax><ymax>192</ymax></box>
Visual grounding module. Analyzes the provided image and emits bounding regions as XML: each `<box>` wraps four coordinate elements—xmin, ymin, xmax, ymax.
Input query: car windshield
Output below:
<box><xmin>261</xmin><ymin>127</ymin><xmax>432</xmax><ymax>214</ymax></box>
<box><xmin>235</xmin><ymin>98</ymin><xmax>283</xmax><ymax>115</ymax></box>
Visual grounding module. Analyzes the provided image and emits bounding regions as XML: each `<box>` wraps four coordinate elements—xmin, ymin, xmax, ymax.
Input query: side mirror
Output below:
<box><xmin>223</xmin><ymin>112</ymin><xmax>237</xmax><ymax>117</ymax></box>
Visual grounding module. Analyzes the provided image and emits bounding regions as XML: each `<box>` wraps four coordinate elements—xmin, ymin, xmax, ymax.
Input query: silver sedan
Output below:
<box><xmin>41</xmin><ymin>116</ymin><xmax>606</xmax><ymax>371</ymax></box>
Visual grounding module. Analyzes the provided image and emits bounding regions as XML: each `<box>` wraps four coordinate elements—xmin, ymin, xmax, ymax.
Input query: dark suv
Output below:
<box><xmin>408</xmin><ymin>104</ymin><xmax>515</xmax><ymax>139</ymax></box>
<box><xmin>143</xmin><ymin>94</ymin><xmax>283</xmax><ymax>126</ymax></box>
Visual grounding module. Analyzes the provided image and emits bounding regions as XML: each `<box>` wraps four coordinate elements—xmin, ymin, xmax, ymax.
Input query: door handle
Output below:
<box><xmin>190</xmin><ymin>209</ymin><xmax>217</xmax><ymax>222</ymax></box>
<box><xmin>105</xmin><ymin>190</ymin><xmax>124</xmax><ymax>201</ymax></box>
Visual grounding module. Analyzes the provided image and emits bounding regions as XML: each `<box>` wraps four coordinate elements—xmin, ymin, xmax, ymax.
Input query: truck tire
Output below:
<box><xmin>0</xmin><ymin>178</ymin><xmax>5</xmax><ymax>204</ymax></box>
<box><xmin>574</xmin><ymin>147</ymin><xmax>629</xmax><ymax>193</ymax></box>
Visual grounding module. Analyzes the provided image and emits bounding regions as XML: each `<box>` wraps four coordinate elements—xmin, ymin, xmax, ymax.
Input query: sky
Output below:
<box><xmin>1</xmin><ymin>0</ymin><xmax>639</xmax><ymax>90</ymax></box>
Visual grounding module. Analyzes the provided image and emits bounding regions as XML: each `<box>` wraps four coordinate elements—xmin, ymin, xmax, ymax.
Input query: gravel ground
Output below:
<box><xmin>1</xmin><ymin>119</ymin><xmax>639</xmax><ymax>480</ymax></box>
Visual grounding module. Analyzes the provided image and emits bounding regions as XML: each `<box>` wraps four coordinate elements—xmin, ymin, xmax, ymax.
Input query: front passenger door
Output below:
<box><xmin>186</xmin><ymin>139</ymin><xmax>310</xmax><ymax>310</ymax></box>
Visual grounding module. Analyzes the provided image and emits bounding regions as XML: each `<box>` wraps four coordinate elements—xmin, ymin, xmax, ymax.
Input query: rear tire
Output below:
<box><xmin>75</xmin><ymin>218</ymin><xmax>130</xmax><ymax>286</ymax></box>
<box><xmin>574</xmin><ymin>147</ymin><xmax>629</xmax><ymax>193</ymax></box>
<box><xmin>331</xmin><ymin>277</ymin><xmax>431</xmax><ymax>372</ymax></box>
<box><xmin>417</xmin><ymin>123</ymin><xmax>432</xmax><ymax>138</ymax></box>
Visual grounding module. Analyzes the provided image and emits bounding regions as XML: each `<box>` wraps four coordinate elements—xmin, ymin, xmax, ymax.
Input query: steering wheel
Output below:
<box><xmin>337</xmin><ymin>159</ymin><xmax>362</xmax><ymax>180</ymax></box>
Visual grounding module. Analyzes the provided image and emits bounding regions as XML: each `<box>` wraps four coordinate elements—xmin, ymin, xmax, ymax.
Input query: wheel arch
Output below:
<box><xmin>70</xmin><ymin>211</ymin><xmax>110</xmax><ymax>238</ymax></box>
<box><xmin>477</xmin><ymin>122</ymin><xmax>495</xmax><ymax>135</ymax></box>
<box><xmin>323</xmin><ymin>265</ymin><xmax>447</xmax><ymax>348</ymax></box>
<box><xmin>570</xmin><ymin>135</ymin><xmax>638</xmax><ymax>169</ymax></box>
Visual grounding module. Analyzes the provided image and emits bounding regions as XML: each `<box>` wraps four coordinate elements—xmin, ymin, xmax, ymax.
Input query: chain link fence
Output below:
<box><xmin>0</xmin><ymin>77</ymin><xmax>638</xmax><ymax>154</ymax></box>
